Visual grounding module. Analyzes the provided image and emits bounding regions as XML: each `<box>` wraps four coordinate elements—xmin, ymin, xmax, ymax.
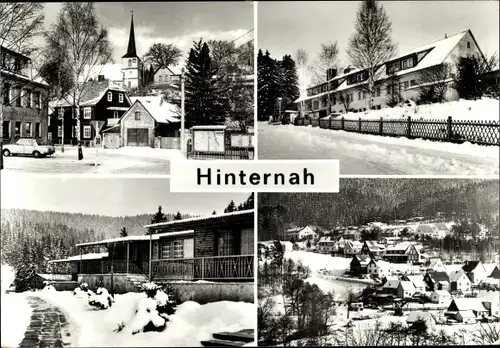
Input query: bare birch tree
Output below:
<box><xmin>44</xmin><ymin>3</ymin><xmax>113</xmax><ymax>143</ymax></box>
<box><xmin>309</xmin><ymin>42</ymin><xmax>340</xmax><ymax>85</ymax></box>
<box><xmin>347</xmin><ymin>0</ymin><xmax>396</xmax><ymax>110</ymax></box>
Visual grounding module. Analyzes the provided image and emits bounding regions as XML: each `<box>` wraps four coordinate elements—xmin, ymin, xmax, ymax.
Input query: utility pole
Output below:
<box><xmin>148</xmin><ymin>229</ymin><xmax>152</xmax><ymax>281</ymax></box>
<box><xmin>180</xmin><ymin>68</ymin><xmax>186</xmax><ymax>157</ymax></box>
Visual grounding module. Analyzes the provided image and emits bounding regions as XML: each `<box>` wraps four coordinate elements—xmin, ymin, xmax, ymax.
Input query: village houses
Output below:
<box><xmin>448</xmin><ymin>269</ymin><xmax>472</xmax><ymax>293</ymax></box>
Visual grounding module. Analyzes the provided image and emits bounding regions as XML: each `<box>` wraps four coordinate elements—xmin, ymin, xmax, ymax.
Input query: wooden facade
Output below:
<box><xmin>59</xmin><ymin>210</ymin><xmax>255</xmax><ymax>283</ymax></box>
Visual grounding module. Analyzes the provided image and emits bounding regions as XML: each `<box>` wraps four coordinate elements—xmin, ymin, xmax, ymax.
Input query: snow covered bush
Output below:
<box><xmin>73</xmin><ymin>283</ymin><xmax>93</xmax><ymax>298</ymax></box>
<box><xmin>88</xmin><ymin>287</ymin><xmax>114</xmax><ymax>309</ymax></box>
<box><xmin>124</xmin><ymin>282</ymin><xmax>178</xmax><ymax>335</ymax></box>
<box><xmin>42</xmin><ymin>281</ymin><xmax>56</xmax><ymax>292</ymax></box>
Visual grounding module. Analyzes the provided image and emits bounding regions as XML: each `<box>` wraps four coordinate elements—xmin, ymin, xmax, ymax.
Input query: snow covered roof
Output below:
<box><xmin>49</xmin><ymin>252</ymin><xmax>109</xmax><ymax>263</ymax></box>
<box><xmin>405</xmin><ymin>275</ymin><xmax>426</xmax><ymax>289</ymax></box>
<box><xmin>75</xmin><ymin>230</ymin><xmax>194</xmax><ymax>247</ymax></box>
<box><xmin>1</xmin><ymin>68</ymin><xmax>49</xmax><ymax>87</ymax></box>
<box><xmin>452</xmin><ymin>298</ymin><xmax>488</xmax><ymax>312</ymax></box>
<box><xmin>449</xmin><ymin>270</ymin><xmax>467</xmax><ymax>282</ymax></box>
<box><xmin>386</xmin><ymin>243</ymin><xmax>411</xmax><ymax>252</ymax></box>
<box><xmin>458</xmin><ymin>310</ymin><xmax>476</xmax><ymax>319</ymax></box>
<box><xmin>400</xmin><ymin>280</ymin><xmax>415</xmax><ymax>290</ymax></box>
<box><xmin>54</xmin><ymin>79</ymin><xmax>130</xmax><ymax>108</ymax></box>
<box><xmin>482</xmin><ymin>263</ymin><xmax>499</xmax><ymax>276</ymax></box>
<box><xmin>433</xmin><ymin>290</ymin><xmax>451</xmax><ymax>297</ymax></box>
<box><xmin>300</xmin><ymin>30</ymin><xmax>471</xmax><ymax>101</ymax></box>
<box><xmin>480</xmin><ymin>291</ymin><xmax>500</xmax><ymax>303</ymax></box>
<box><xmin>144</xmin><ymin>209</ymin><xmax>254</xmax><ymax>229</ymax></box>
<box><xmin>129</xmin><ymin>96</ymin><xmax>180</xmax><ymax>124</ymax></box>
<box><xmin>427</xmin><ymin>271</ymin><xmax>450</xmax><ymax>283</ymax></box>
<box><xmin>383</xmin><ymin>279</ymin><xmax>400</xmax><ymax>289</ymax></box>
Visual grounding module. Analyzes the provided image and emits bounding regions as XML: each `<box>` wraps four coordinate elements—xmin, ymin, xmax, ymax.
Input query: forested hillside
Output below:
<box><xmin>0</xmin><ymin>209</ymin><xmax>187</xmax><ymax>275</ymax></box>
<box><xmin>258</xmin><ymin>179</ymin><xmax>499</xmax><ymax>240</ymax></box>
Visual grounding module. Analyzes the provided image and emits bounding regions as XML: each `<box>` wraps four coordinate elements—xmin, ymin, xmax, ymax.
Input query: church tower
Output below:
<box><xmin>121</xmin><ymin>12</ymin><xmax>142</xmax><ymax>90</ymax></box>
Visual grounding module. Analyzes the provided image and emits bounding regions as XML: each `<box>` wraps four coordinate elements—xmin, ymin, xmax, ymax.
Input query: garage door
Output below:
<box><xmin>127</xmin><ymin>128</ymin><xmax>149</xmax><ymax>146</ymax></box>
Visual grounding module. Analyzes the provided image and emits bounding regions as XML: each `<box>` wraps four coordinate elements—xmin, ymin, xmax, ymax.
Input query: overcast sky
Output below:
<box><xmin>42</xmin><ymin>2</ymin><xmax>254</xmax><ymax>63</ymax></box>
<box><xmin>1</xmin><ymin>176</ymin><xmax>250</xmax><ymax>217</ymax></box>
<box><xmin>258</xmin><ymin>1</ymin><xmax>499</xmax><ymax>66</ymax></box>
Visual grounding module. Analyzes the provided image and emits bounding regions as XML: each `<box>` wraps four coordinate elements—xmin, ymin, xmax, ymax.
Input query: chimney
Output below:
<box><xmin>445</xmin><ymin>33</ymin><xmax>448</xmax><ymax>39</ymax></box>
<box><xmin>98</xmin><ymin>75</ymin><xmax>105</xmax><ymax>82</ymax></box>
<box><xmin>327</xmin><ymin>68</ymin><xmax>337</xmax><ymax>81</ymax></box>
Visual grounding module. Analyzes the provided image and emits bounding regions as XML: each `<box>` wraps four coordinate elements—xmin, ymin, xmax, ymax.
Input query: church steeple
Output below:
<box><xmin>122</xmin><ymin>11</ymin><xmax>138</xmax><ymax>58</ymax></box>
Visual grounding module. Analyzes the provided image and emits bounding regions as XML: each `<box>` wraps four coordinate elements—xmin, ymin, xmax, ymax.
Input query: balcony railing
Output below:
<box><xmin>152</xmin><ymin>255</ymin><xmax>254</xmax><ymax>281</ymax></box>
<box><xmin>78</xmin><ymin>255</ymin><xmax>254</xmax><ymax>281</ymax></box>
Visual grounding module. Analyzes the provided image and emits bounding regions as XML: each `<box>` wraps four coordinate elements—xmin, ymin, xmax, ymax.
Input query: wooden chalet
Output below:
<box><xmin>49</xmin><ymin>210</ymin><xmax>254</xmax><ymax>291</ymax></box>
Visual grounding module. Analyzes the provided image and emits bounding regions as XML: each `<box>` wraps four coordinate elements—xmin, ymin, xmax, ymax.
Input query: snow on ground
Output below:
<box><xmin>1</xmin><ymin>146</ymin><xmax>181</xmax><ymax>174</ymax></box>
<box><xmin>258</xmin><ymin>122</ymin><xmax>499</xmax><ymax>175</ymax></box>
<box><xmin>341</xmin><ymin>98</ymin><xmax>500</xmax><ymax>121</ymax></box>
<box><xmin>38</xmin><ymin>291</ymin><xmax>255</xmax><ymax>347</ymax></box>
<box><xmin>283</xmin><ymin>251</ymin><xmax>366</xmax><ymax>300</ymax></box>
<box><xmin>1</xmin><ymin>265</ymin><xmax>32</xmax><ymax>348</ymax></box>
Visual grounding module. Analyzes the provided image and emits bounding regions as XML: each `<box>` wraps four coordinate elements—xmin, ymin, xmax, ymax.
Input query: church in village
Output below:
<box><xmin>111</xmin><ymin>13</ymin><xmax>181</xmax><ymax>92</ymax></box>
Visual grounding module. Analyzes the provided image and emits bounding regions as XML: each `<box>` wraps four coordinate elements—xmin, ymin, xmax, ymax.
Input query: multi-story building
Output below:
<box><xmin>1</xmin><ymin>45</ymin><xmax>50</xmax><ymax>143</ymax></box>
<box><xmin>296</xmin><ymin>29</ymin><xmax>485</xmax><ymax>118</ymax></box>
<box><xmin>50</xmin><ymin>76</ymin><xmax>131</xmax><ymax>145</ymax></box>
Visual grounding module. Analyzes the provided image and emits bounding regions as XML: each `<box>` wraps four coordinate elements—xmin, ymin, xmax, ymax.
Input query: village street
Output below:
<box><xmin>257</xmin><ymin>122</ymin><xmax>500</xmax><ymax>175</ymax></box>
<box><xmin>1</xmin><ymin>146</ymin><xmax>183</xmax><ymax>175</ymax></box>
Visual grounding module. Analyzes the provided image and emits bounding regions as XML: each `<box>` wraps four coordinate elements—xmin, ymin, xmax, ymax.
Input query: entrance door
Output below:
<box><xmin>127</xmin><ymin>128</ymin><xmax>148</xmax><ymax>146</ymax></box>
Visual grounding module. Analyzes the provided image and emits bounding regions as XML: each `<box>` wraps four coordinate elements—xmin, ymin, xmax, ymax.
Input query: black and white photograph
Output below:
<box><xmin>257</xmin><ymin>0</ymin><xmax>499</xmax><ymax>175</ymax></box>
<box><xmin>0</xmin><ymin>1</ymin><xmax>254</xmax><ymax>175</ymax></box>
<box><xmin>0</xmin><ymin>177</ymin><xmax>256</xmax><ymax>347</ymax></box>
<box><xmin>258</xmin><ymin>178</ymin><xmax>500</xmax><ymax>346</ymax></box>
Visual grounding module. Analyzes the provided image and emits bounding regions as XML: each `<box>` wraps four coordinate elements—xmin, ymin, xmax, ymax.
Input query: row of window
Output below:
<box><xmin>3</xmin><ymin>83</ymin><xmax>42</xmax><ymax>109</ymax></box>
<box><xmin>2</xmin><ymin>121</ymin><xmax>41</xmax><ymax>138</ymax></box>
<box><xmin>127</xmin><ymin>58</ymin><xmax>137</xmax><ymax>67</ymax></box>
<box><xmin>54</xmin><ymin>125</ymin><xmax>93</xmax><ymax>139</ymax></box>
<box><xmin>57</xmin><ymin>108</ymin><xmax>123</xmax><ymax>120</ymax></box>
<box><xmin>387</xmin><ymin>56</ymin><xmax>416</xmax><ymax>74</ymax></box>
<box><xmin>152</xmin><ymin>240</ymin><xmax>184</xmax><ymax>259</ymax></box>
<box><xmin>106</xmin><ymin>91</ymin><xmax>125</xmax><ymax>103</ymax></box>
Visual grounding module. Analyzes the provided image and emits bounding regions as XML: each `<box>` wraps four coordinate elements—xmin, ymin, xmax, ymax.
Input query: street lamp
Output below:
<box><xmin>278</xmin><ymin>97</ymin><xmax>283</xmax><ymax>122</ymax></box>
<box><xmin>180</xmin><ymin>68</ymin><xmax>185</xmax><ymax>157</ymax></box>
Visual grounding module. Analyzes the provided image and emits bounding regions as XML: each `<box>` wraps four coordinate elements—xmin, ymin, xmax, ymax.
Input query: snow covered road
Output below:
<box><xmin>1</xmin><ymin>146</ymin><xmax>184</xmax><ymax>175</ymax></box>
<box><xmin>257</xmin><ymin>122</ymin><xmax>499</xmax><ymax>175</ymax></box>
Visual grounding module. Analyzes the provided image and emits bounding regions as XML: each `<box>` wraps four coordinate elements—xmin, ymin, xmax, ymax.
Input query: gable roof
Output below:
<box><xmin>483</xmin><ymin>263</ymin><xmax>500</xmax><ymax>276</ymax></box>
<box><xmin>383</xmin><ymin>279</ymin><xmax>400</xmax><ymax>289</ymax></box>
<box><xmin>296</xmin><ymin>30</ymin><xmax>471</xmax><ymax>102</ymax></box>
<box><xmin>427</xmin><ymin>271</ymin><xmax>450</xmax><ymax>283</ymax></box>
<box><xmin>433</xmin><ymin>290</ymin><xmax>451</xmax><ymax>297</ymax></box>
<box><xmin>404</xmin><ymin>275</ymin><xmax>426</xmax><ymax>289</ymax></box>
<box><xmin>463</xmin><ymin>261</ymin><xmax>482</xmax><ymax>272</ymax></box>
<box><xmin>128</xmin><ymin>96</ymin><xmax>180</xmax><ymax>124</ymax></box>
<box><xmin>54</xmin><ymin>79</ymin><xmax>129</xmax><ymax>108</ymax></box>
<box><xmin>449</xmin><ymin>270</ymin><xmax>468</xmax><ymax>283</ymax></box>
<box><xmin>399</xmin><ymin>281</ymin><xmax>415</xmax><ymax>291</ymax></box>
<box><xmin>451</xmin><ymin>298</ymin><xmax>488</xmax><ymax>312</ymax></box>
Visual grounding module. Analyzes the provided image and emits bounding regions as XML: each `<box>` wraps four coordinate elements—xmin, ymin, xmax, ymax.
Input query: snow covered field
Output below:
<box><xmin>283</xmin><ymin>251</ymin><xmax>366</xmax><ymax>301</ymax></box>
<box><xmin>258</xmin><ymin>122</ymin><xmax>499</xmax><ymax>175</ymax></box>
<box><xmin>1</xmin><ymin>146</ymin><xmax>184</xmax><ymax>174</ymax></box>
<box><xmin>1</xmin><ymin>265</ymin><xmax>32</xmax><ymax>348</ymax></box>
<box><xmin>37</xmin><ymin>290</ymin><xmax>255</xmax><ymax>347</ymax></box>
<box><xmin>341</xmin><ymin>98</ymin><xmax>500</xmax><ymax>121</ymax></box>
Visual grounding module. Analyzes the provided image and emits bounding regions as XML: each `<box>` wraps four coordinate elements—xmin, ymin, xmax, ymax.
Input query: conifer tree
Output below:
<box><xmin>224</xmin><ymin>200</ymin><xmax>237</xmax><ymax>213</ymax></box>
<box><xmin>151</xmin><ymin>206</ymin><xmax>167</xmax><ymax>224</ymax></box>
<box><xmin>120</xmin><ymin>227</ymin><xmax>128</xmax><ymax>237</ymax></box>
<box><xmin>184</xmin><ymin>39</ymin><xmax>225</xmax><ymax>128</ymax></box>
<box><xmin>174</xmin><ymin>211</ymin><xmax>182</xmax><ymax>220</ymax></box>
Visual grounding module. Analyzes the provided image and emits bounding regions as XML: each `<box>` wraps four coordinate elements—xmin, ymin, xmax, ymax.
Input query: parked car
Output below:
<box><xmin>2</xmin><ymin>138</ymin><xmax>55</xmax><ymax>158</ymax></box>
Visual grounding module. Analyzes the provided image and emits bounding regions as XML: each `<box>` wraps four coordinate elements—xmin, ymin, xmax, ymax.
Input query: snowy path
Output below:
<box><xmin>19</xmin><ymin>296</ymin><xmax>72</xmax><ymax>348</ymax></box>
<box><xmin>257</xmin><ymin>122</ymin><xmax>499</xmax><ymax>175</ymax></box>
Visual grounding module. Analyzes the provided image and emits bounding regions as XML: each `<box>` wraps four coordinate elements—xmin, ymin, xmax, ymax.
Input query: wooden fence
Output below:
<box><xmin>294</xmin><ymin>116</ymin><xmax>500</xmax><ymax>146</ymax></box>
